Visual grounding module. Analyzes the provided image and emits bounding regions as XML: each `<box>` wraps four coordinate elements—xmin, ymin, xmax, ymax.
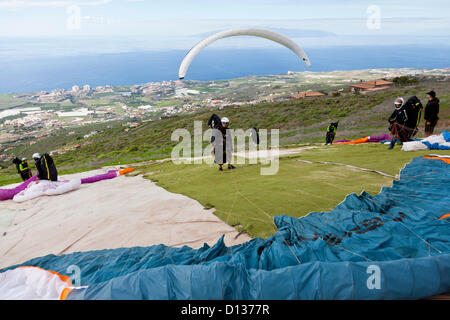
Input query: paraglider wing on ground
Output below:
<box><xmin>13</xmin><ymin>179</ymin><xmax>81</xmax><ymax>203</ymax></box>
<box><xmin>4</xmin><ymin>156</ymin><xmax>450</xmax><ymax>300</ymax></box>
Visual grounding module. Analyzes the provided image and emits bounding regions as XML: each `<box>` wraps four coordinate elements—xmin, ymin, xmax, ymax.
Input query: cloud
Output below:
<box><xmin>193</xmin><ymin>27</ymin><xmax>337</xmax><ymax>38</ymax></box>
<box><xmin>0</xmin><ymin>0</ymin><xmax>112</xmax><ymax>8</ymax></box>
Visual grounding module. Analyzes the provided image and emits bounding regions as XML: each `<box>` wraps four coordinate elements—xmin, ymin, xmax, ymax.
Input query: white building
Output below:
<box><xmin>56</xmin><ymin>108</ymin><xmax>94</xmax><ymax>117</ymax></box>
<box><xmin>137</xmin><ymin>105</ymin><xmax>153</xmax><ymax>110</ymax></box>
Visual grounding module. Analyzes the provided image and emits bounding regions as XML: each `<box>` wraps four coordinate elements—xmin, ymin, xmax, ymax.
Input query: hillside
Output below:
<box><xmin>0</xmin><ymin>78</ymin><xmax>448</xmax><ymax>186</ymax></box>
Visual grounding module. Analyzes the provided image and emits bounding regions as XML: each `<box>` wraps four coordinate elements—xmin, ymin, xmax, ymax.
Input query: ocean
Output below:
<box><xmin>1</xmin><ymin>45</ymin><xmax>449</xmax><ymax>94</ymax></box>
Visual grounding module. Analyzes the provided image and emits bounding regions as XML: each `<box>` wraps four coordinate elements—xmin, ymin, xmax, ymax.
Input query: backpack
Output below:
<box><xmin>403</xmin><ymin>96</ymin><xmax>423</xmax><ymax>136</ymax></box>
<box><xmin>208</xmin><ymin>114</ymin><xmax>224</xmax><ymax>144</ymax></box>
<box><xmin>207</xmin><ymin>114</ymin><xmax>223</xmax><ymax>130</ymax></box>
<box><xmin>41</xmin><ymin>153</ymin><xmax>58</xmax><ymax>181</ymax></box>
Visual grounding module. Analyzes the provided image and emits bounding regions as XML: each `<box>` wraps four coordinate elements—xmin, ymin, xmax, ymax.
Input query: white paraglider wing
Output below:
<box><xmin>178</xmin><ymin>28</ymin><xmax>311</xmax><ymax>79</ymax></box>
<box><xmin>13</xmin><ymin>179</ymin><xmax>81</xmax><ymax>203</ymax></box>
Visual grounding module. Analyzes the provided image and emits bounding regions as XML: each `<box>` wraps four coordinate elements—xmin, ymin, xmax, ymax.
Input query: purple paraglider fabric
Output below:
<box><xmin>81</xmin><ymin>170</ymin><xmax>118</xmax><ymax>184</ymax></box>
<box><xmin>368</xmin><ymin>133</ymin><xmax>390</xmax><ymax>142</ymax></box>
<box><xmin>334</xmin><ymin>134</ymin><xmax>391</xmax><ymax>144</ymax></box>
<box><xmin>333</xmin><ymin>140</ymin><xmax>350</xmax><ymax>143</ymax></box>
<box><xmin>0</xmin><ymin>176</ymin><xmax>38</xmax><ymax>201</ymax></box>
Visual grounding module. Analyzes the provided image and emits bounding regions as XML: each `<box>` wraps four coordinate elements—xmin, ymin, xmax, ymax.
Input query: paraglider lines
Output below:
<box><xmin>297</xmin><ymin>160</ymin><xmax>396</xmax><ymax>178</ymax></box>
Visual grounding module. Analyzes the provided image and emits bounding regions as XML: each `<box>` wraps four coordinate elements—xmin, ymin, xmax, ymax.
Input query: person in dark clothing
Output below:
<box><xmin>209</xmin><ymin>115</ymin><xmax>235</xmax><ymax>171</ymax></box>
<box><xmin>12</xmin><ymin>157</ymin><xmax>21</xmax><ymax>175</ymax></box>
<box><xmin>424</xmin><ymin>90</ymin><xmax>440</xmax><ymax>137</ymax></box>
<box><xmin>217</xmin><ymin>117</ymin><xmax>235</xmax><ymax>171</ymax></box>
<box><xmin>32</xmin><ymin>153</ymin><xmax>58</xmax><ymax>181</ymax></box>
<box><xmin>388</xmin><ymin>97</ymin><xmax>414</xmax><ymax>149</ymax></box>
<box><xmin>32</xmin><ymin>153</ymin><xmax>44</xmax><ymax>180</ymax></box>
<box><xmin>325</xmin><ymin>121</ymin><xmax>339</xmax><ymax>145</ymax></box>
<box><xmin>19</xmin><ymin>158</ymin><xmax>32</xmax><ymax>181</ymax></box>
<box><xmin>12</xmin><ymin>157</ymin><xmax>33</xmax><ymax>181</ymax></box>
<box><xmin>12</xmin><ymin>157</ymin><xmax>24</xmax><ymax>180</ymax></box>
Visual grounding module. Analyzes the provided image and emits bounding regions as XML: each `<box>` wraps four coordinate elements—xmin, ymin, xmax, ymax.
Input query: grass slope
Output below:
<box><xmin>1</xmin><ymin>80</ymin><xmax>448</xmax><ymax>186</ymax></box>
<box><xmin>137</xmin><ymin>144</ymin><xmax>450</xmax><ymax>238</ymax></box>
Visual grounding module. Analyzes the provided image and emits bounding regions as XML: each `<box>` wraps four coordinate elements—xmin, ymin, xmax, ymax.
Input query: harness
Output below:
<box><xmin>391</xmin><ymin>122</ymin><xmax>414</xmax><ymax>141</ymax></box>
<box><xmin>19</xmin><ymin>162</ymin><xmax>28</xmax><ymax>172</ymax></box>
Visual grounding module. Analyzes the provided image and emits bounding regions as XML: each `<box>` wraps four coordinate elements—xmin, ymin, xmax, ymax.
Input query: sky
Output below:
<box><xmin>0</xmin><ymin>0</ymin><xmax>449</xmax><ymax>92</ymax></box>
<box><xmin>0</xmin><ymin>0</ymin><xmax>449</xmax><ymax>51</ymax></box>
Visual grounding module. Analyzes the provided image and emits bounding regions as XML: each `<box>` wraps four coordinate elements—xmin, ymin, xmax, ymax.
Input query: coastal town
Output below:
<box><xmin>0</xmin><ymin>67</ymin><xmax>448</xmax><ymax>162</ymax></box>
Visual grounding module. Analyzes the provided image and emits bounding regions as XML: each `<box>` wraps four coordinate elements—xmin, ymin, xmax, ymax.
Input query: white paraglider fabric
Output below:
<box><xmin>178</xmin><ymin>28</ymin><xmax>311</xmax><ymax>79</ymax></box>
<box><xmin>0</xmin><ymin>267</ymin><xmax>72</xmax><ymax>300</ymax></box>
<box><xmin>402</xmin><ymin>134</ymin><xmax>450</xmax><ymax>151</ymax></box>
<box><xmin>13</xmin><ymin>179</ymin><xmax>81</xmax><ymax>203</ymax></box>
<box><xmin>401</xmin><ymin>141</ymin><xmax>429</xmax><ymax>151</ymax></box>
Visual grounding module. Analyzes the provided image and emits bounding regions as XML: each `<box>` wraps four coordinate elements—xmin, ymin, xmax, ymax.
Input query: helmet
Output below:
<box><xmin>32</xmin><ymin>153</ymin><xmax>41</xmax><ymax>160</ymax></box>
<box><xmin>21</xmin><ymin>157</ymin><xmax>27</xmax><ymax>161</ymax></box>
<box><xmin>221</xmin><ymin>117</ymin><xmax>229</xmax><ymax>124</ymax></box>
<box><xmin>394</xmin><ymin>97</ymin><xmax>404</xmax><ymax>109</ymax></box>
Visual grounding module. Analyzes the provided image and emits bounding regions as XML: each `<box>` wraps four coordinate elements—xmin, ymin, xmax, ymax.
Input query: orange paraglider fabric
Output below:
<box><xmin>333</xmin><ymin>137</ymin><xmax>369</xmax><ymax>145</ymax></box>
<box><xmin>423</xmin><ymin>156</ymin><xmax>450</xmax><ymax>164</ymax></box>
<box><xmin>118</xmin><ymin>168</ymin><xmax>134</xmax><ymax>175</ymax></box>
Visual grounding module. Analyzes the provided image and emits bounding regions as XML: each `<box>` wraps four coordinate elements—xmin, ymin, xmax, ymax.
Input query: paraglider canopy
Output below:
<box><xmin>178</xmin><ymin>28</ymin><xmax>311</xmax><ymax>79</ymax></box>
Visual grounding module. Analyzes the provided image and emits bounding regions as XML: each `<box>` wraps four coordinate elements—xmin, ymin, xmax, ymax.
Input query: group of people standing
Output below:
<box><xmin>324</xmin><ymin>90</ymin><xmax>440</xmax><ymax>148</ymax></box>
<box><xmin>388</xmin><ymin>90</ymin><xmax>440</xmax><ymax>149</ymax></box>
<box><xmin>12</xmin><ymin>153</ymin><xmax>58</xmax><ymax>181</ymax></box>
